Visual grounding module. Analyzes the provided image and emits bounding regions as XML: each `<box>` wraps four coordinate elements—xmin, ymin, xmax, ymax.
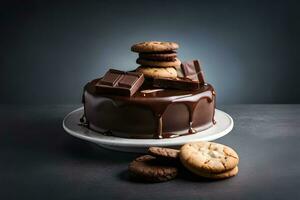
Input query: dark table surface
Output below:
<box><xmin>1</xmin><ymin>104</ymin><xmax>300</xmax><ymax>200</ymax></box>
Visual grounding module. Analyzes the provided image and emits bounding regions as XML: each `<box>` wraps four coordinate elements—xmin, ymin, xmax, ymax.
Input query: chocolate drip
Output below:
<box><xmin>79</xmin><ymin>114</ymin><xmax>85</xmax><ymax>123</ymax></box>
<box><xmin>80</xmin><ymin>84</ymin><xmax>90</xmax><ymax>127</ymax></box>
<box><xmin>157</xmin><ymin>116</ymin><xmax>163</xmax><ymax>139</ymax></box>
<box><xmin>78</xmin><ymin>114</ymin><xmax>89</xmax><ymax>127</ymax></box>
<box><xmin>81</xmin><ymin>87</ymin><xmax>86</xmax><ymax>104</ymax></box>
<box><xmin>188</xmin><ymin>122</ymin><xmax>197</xmax><ymax>134</ymax></box>
<box><xmin>212</xmin><ymin>90</ymin><xmax>216</xmax><ymax>124</ymax></box>
<box><xmin>175</xmin><ymin>95</ymin><xmax>214</xmax><ymax>136</ymax></box>
<box><xmin>136</xmin><ymin>91</ymin><xmax>214</xmax><ymax>138</ymax></box>
<box><xmin>186</xmin><ymin>102</ymin><xmax>198</xmax><ymax>135</ymax></box>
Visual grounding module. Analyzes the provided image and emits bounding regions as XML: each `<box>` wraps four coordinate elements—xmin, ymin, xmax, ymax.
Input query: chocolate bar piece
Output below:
<box><xmin>95</xmin><ymin>69</ymin><xmax>144</xmax><ymax>96</ymax></box>
<box><xmin>153</xmin><ymin>60</ymin><xmax>205</xmax><ymax>90</ymax></box>
<box><xmin>153</xmin><ymin>77</ymin><xmax>201</xmax><ymax>90</ymax></box>
<box><xmin>180</xmin><ymin>60</ymin><xmax>205</xmax><ymax>84</ymax></box>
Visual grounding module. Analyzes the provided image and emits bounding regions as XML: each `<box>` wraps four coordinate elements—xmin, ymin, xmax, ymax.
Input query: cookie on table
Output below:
<box><xmin>195</xmin><ymin>166</ymin><xmax>239</xmax><ymax>180</ymax></box>
<box><xmin>139</xmin><ymin>51</ymin><xmax>177</xmax><ymax>61</ymax></box>
<box><xmin>179</xmin><ymin>141</ymin><xmax>239</xmax><ymax>174</ymax></box>
<box><xmin>128</xmin><ymin>155</ymin><xmax>178</xmax><ymax>182</ymax></box>
<box><xmin>136</xmin><ymin>58</ymin><xmax>181</xmax><ymax>68</ymax></box>
<box><xmin>148</xmin><ymin>147</ymin><xmax>180</xmax><ymax>160</ymax></box>
<box><xmin>131</xmin><ymin>41</ymin><xmax>179</xmax><ymax>53</ymax></box>
<box><xmin>136</xmin><ymin>66</ymin><xmax>177</xmax><ymax>79</ymax></box>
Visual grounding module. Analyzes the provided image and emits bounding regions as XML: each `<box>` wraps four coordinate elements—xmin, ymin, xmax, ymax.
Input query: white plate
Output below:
<box><xmin>63</xmin><ymin>107</ymin><xmax>233</xmax><ymax>153</ymax></box>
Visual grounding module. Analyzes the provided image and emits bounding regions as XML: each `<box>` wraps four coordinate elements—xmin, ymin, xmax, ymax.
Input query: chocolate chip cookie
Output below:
<box><xmin>136</xmin><ymin>58</ymin><xmax>181</xmax><ymax>68</ymax></box>
<box><xmin>136</xmin><ymin>66</ymin><xmax>177</xmax><ymax>79</ymax></box>
<box><xmin>131</xmin><ymin>41</ymin><xmax>179</xmax><ymax>53</ymax></box>
<box><xmin>179</xmin><ymin>142</ymin><xmax>239</xmax><ymax>174</ymax></box>
<box><xmin>148</xmin><ymin>147</ymin><xmax>180</xmax><ymax>160</ymax></box>
<box><xmin>139</xmin><ymin>51</ymin><xmax>177</xmax><ymax>61</ymax></box>
<box><xmin>196</xmin><ymin>166</ymin><xmax>239</xmax><ymax>179</ymax></box>
<box><xmin>128</xmin><ymin>155</ymin><xmax>178</xmax><ymax>182</ymax></box>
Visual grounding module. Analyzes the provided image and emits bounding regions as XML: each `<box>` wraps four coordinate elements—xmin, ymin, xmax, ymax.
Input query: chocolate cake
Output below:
<box><xmin>81</xmin><ymin>41</ymin><xmax>216</xmax><ymax>139</ymax></box>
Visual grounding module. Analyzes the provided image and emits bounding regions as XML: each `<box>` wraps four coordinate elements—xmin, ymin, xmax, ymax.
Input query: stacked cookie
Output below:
<box><xmin>128</xmin><ymin>142</ymin><xmax>239</xmax><ymax>182</ymax></box>
<box><xmin>131</xmin><ymin>41</ymin><xmax>181</xmax><ymax>79</ymax></box>
<box><xmin>179</xmin><ymin>142</ymin><xmax>239</xmax><ymax>179</ymax></box>
<box><xmin>128</xmin><ymin>147</ymin><xmax>180</xmax><ymax>182</ymax></box>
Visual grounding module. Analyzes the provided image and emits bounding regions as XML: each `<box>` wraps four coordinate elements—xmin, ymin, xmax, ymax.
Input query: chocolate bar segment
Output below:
<box><xmin>153</xmin><ymin>60</ymin><xmax>205</xmax><ymax>90</ymax></box>
<box><xmin>100</xmin><ymin>69</ymin><xmax>124</xmax><ymax>86</ymax></box>
<box><xmin>96</xmin><ymin>69</ymin><xmax>144</xmax><ymax>96</ymax></box>
<box><xmin>117</xmin><ymin>72</ymin><xmax>140</xmax><ymax>88</ymax></box>
<box><xmin>153</xmin><ymin>77</ymin><xmax>201</xmax><ymax>90</ymax></box>
<box><xmin>180</xmin><ymin>60</ymin><xmax>205</xmax><ymax>84</ymax></box>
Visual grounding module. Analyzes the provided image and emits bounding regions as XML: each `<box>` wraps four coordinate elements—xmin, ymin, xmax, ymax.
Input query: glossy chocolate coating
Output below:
<box><xmin>82</xmin><ymin>79</ymin><xmax>216</xmax><ymax>139</ymax></box>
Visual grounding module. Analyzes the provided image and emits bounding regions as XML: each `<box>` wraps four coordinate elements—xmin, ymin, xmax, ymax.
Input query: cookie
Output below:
<box><xmin>148</xmin><ymin>147</ymin><xmax>180</xmax><ymax>160</ymax></box>
<box><xmin>128</xmin><ymin>155</ymin><xmax>178</xmax><ymax>182</ymax></box>
<box><xmin>139</xmin><ymin>52</ymin><xmax>177</xmax><ymax>61</ymax></box>
<box><xmin>179</xmin><ymin>142</ymin><xmax>239</xmax><ymax>174</ymax></box>
<box><xmin>136</xmin><ymin>58</ymin><xmax>181</xmax><ymax>68</ymax></box>
<box><xmin>196</xmin><ymin>166</ymin><xmax>239</xmax><ymax>179</ymax></box>
<box><xmin>136</xmin><ymin>66</ymin><xmax>177</xmax><ymax>79</ymax></box>
<box><xmin>131</xmin><ymin>41</ymin><xmax>179</xmax><ymax>53</ymax></box>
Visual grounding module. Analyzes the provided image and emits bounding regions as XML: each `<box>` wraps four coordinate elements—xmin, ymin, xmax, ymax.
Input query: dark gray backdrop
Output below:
<box><xmin>1</xmin><ymin>0</ymin><xmax>299</xmax><ymax>105</ymax></box>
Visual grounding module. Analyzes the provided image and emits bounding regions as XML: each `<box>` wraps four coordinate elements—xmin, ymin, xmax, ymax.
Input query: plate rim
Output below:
<box><xmin>62</xmin><ymin>107</ymin><xmax>234</xmax><ymax>147</ymax></box>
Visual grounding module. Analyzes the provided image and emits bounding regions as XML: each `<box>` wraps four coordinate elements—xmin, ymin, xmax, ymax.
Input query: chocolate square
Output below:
<box><xmin>96</xmin><ymin>69</ymin><xmax>144</xmax><ymax>96</ymax></box>
<box><xmin>180</xmin><ymin>60</ymin><xmax>205</xmax><ymax>84</ymax></box>
<box><xmin>153</xmin><ymin>60</ymin><xmax>205</xmax><ymax>90</ymax></box>
<box><xmin>100</xmin><ymin>69</ymin><xmax>124</xmax><ymax>86</ymax></box>
<box><xmin>118</xmin><ymin>73</ymin><xmax>140</xmax><ymax>88</ymax></box>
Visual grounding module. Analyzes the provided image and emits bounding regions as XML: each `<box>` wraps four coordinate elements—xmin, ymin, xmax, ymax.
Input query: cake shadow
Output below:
<box><xmin>117</xmin><ymin>170</ymin><xmax>134</xmax><ymax>183</ymax></box>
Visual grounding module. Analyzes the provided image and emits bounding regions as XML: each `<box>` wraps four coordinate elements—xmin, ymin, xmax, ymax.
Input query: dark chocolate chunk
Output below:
<box><xmin>153</xmin><ymin>60</ymin><xmax>206</xmax><ymax>90</ymax></box>
<box><xmin>100</xmin><ymin>69</ymin><xmax>124</xmax><ymax>86</ymax></box>
<box><xmin>180</xmin><ymin>60</ymin><xmax>205</xmax><ymax>84</ymax></box>
<box><xmin>153</xmin><ymin>77</ymin><xmax>201</xmax><ymax>90</ymax></box>
<box><xmin>95</xmin><ymin>69</ymin><xmax>144</xmax><ymax>96</ymax></box>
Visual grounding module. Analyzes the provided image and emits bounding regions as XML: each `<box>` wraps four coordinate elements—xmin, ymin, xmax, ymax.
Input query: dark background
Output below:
<box><xmin>1</xmin><ymin>0</ymin><xmax>299</xmax><ymax>105</ymax></box>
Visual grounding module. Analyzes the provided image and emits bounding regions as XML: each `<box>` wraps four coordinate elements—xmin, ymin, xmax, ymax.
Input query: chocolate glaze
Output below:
<box><xmin>82</xmin><ymin>78</ymin><xmax>216</xmax><ymax>139</ymax></box>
